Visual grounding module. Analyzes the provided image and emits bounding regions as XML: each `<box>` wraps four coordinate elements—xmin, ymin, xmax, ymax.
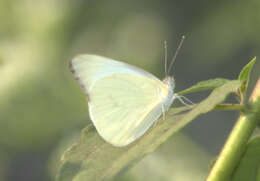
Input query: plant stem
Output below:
<box><xmin>206</xmin><ymin>113</ymin><xmax>257</xmax><ymax>181</ymax></box>
<box><xmin>214</xmin><ymin>104</ymin><xmax>245</xmax><ymax>111</ymax></box>
<box><xmin>206</xmin><ymin>78</ymin><xmax>260</xmax><ymax>181</ymax></box>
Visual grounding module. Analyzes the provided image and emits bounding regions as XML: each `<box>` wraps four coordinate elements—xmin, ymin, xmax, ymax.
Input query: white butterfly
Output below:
<box><xmin>69</xmin><ymin>37</ymin><xmax>186</xmax><ymax>147</ymax></box>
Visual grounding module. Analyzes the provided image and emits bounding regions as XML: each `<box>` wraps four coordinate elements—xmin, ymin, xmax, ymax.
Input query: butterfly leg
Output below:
<box><xmin>156</xmin><ymin>87</ymin><xmax>166</xmax><ymax>120</ymax></box>
<box><xmin>152</xmin><ymin>104</ymin><xmax>166</xmax><ymax>129</ymax></box>
<box><xmin>162</xmin><ymin>104</ymin><xmax>166</xmax><ymax>120</ymax></box>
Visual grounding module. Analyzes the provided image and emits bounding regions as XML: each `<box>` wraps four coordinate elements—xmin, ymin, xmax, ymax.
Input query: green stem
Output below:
<box><xmin>214</xmin><ymin>104</ymin><xmax>245</xmax><ymax>111</ymax></box>
<box><xmin>207</xmin><ymin>78</ymin><xmax>260</xmax><ymax>181</ymax></box>
<box><xmin>206</xmin><ymin>113</ymin><xmax>258</xmax><ymax>181</ymax></box>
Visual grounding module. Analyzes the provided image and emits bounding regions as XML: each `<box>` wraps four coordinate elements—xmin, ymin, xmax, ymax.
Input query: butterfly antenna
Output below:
<box><xmin>167</xmin><ymin>35</ymin><xmax>186</xmax><ymax>75</ymax></box>
<box><xmin>164</xmin><ymin>40</ymin><xmax>168</xmax><ymax>77</ymax></box>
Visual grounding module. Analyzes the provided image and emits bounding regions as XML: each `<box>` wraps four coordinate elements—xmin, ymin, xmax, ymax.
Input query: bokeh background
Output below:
<box><xmin>0</xmin><ymin>0</ymin><xmax>259</xmax><ymax>181</ymax></box>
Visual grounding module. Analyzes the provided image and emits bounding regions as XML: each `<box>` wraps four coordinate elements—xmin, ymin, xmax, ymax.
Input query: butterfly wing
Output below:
<box><xmin>70</xmin><ymin>55</ymin><xmax>170</xmax><ymax>146</ymax></box>
<box><xmin>70</xmin><ymin>54</ymin><xmax>161</xmax><ymax>93</ymax></box>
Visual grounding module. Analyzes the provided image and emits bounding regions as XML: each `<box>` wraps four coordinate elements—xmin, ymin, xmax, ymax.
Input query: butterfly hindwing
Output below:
<box><xmin>89</xmin><ymin>73</ymin><xmax>169</xmax><ymax>146</ymax></box>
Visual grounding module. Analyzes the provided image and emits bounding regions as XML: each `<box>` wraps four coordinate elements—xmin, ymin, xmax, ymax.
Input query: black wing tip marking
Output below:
<box><xmin>68</xmin><ymin>57</ymin><xmax>91</xmax><ymax>102</ymax></box>
<box><xmin>68</xmin><ymin>61</ymin><xmax>74</xmax><ymax>73</ymax></box>
<box><xmin>68</xmin><ymin>59</ymin><xmax>79</xmax><ymax>81</ymax></box>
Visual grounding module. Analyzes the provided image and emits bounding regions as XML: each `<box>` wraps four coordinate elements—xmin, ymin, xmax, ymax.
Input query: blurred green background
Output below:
<box><xmin>0</xmin><ymin>0</ymin><xmax>259</xmax><ymax>181</ymax></box>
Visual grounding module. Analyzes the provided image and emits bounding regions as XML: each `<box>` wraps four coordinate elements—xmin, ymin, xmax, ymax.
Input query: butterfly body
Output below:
<box><xmin>70</xmin><ymin>54</ymin><xmax>176</xmax><ymax>146</ymax></box>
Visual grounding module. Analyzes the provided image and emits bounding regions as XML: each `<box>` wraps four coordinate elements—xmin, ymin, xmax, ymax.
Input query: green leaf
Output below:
<box><xmin>177</xmin><ymin>78</ymin><xmax>230</xmax><ymax>95</ymax></box>
<box><xmin>56</xmin><ymin>80</ymin><xmax>242</xmax><ymax>181</ymax></box>
<box><xmin>231</xmin><ymin>136</ymin><xmax>260</xmax><ymax>181</ymax></box>
<box><xmin>238</xmin><ymin>57</ymin><xmax>256</xmax><ymax>94</ymax></box>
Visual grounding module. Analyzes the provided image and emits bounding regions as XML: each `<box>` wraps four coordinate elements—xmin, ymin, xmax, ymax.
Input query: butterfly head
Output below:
<box><xmin>163</xmin><ymin>76</ymin><xmax>175</xmax><ymax>92</ymax></box>
<box><xmin>161</xmin><ymin>76</ymin><xmax>176</xmax><ymax>112</ymax></box>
